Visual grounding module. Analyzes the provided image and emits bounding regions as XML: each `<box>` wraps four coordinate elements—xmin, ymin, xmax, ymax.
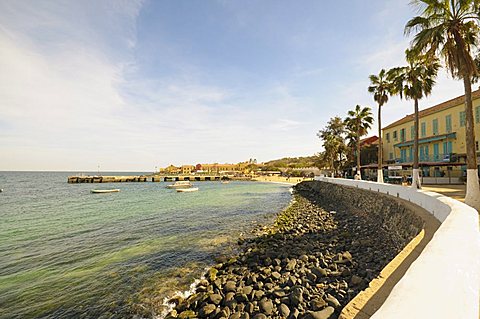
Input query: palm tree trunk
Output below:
<box><xmin>412</xmin><ymin>98</ymin><xmax>421</xmax><ymax>189</ymax></box>
<box><xmin>357</xmin><ymin>130</ymin><xmax>361</xmax><ymax>179</ymax></box>
<box><xmin>463</xmin><ymin>76</ymin><xmax>480</xmax><ymax>211</ymax></box>
<box><xmin>377</xmin><ymin>104</ymin><xmax>384</xmax><ymax>183</ymax></box>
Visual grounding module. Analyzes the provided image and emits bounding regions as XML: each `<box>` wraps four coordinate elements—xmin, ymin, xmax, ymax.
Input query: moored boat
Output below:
<box><xmin>176</xmin><ymin>187</ymin><xmax>199</xmax><ymax>193</ymax></box>
<box><xmin>91</xmin><ymin>189</ymin><xmax>120</xmax><ymax>194</ymax></box>
<box><xmin>166</xmin><ymin>181</ymin><xmax>193</xmax><ymax>189</ymax></box>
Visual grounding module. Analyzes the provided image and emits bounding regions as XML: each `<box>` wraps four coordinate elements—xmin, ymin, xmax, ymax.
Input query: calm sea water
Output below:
<box><xmin>0</xmin><ymin>172</ymin><xmax>291</xmax><ymax>319</ymax></box>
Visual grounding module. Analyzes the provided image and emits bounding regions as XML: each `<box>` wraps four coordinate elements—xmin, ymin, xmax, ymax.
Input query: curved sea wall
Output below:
<box><xmin>164</xmin><ymin>180</ymin><xmax>430</xmax><ymax>319</ymax></box>
<box><xmin>315</xmin><ymin>177</ymin><xmax>480</xmax><ymax>319</ymax></box>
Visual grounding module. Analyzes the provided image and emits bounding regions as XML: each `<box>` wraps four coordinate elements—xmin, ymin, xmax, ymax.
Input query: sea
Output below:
<box><xmin>0</xmin><ymin>171</ymin><xmax>291</xmax><ymax>319</ymax></box>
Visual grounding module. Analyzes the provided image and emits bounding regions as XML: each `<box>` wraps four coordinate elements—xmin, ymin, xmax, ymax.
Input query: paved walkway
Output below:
<box><xmin>422</xmin><ymin>184</ymin><xmax>466</xmax><ymax>202</ymax></box>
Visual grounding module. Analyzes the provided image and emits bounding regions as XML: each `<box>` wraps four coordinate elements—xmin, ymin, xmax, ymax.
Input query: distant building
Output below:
<box><xmin>159</xmin><ymin>160</ymin><xmax>255</xmax><ymax>175</ymax></box>
<box><xmin>181</xmin><ymin>165</ymin><xmax>195</xmax><ymax>175</ymax></box>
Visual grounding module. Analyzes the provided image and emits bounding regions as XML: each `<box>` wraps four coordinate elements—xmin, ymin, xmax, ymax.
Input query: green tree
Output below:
<box><xmin>317</xmin><ymin>116</ymin><xmax>348</xmax><ymax>176</ymax></box>
<box><xmin>368</xmin><ymin>69</ymin><xmax>394</xmax><ymax>183</ymax></box>
<box><xmin>405</xmin><ymin>0</ymin><xmax>480</xmax><ymax>209</ymax></box>
<box><xmin>344</xmin><ymin>105</ymin><xmax>374</xmax><ymax>179</ymax></box>
<box><xmin>389</xmin><ymin>51</ymin><xmax>440</xmax><ymax>189</ymax></box>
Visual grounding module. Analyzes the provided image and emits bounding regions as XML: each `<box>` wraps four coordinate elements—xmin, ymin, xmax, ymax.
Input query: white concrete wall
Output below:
<box><xmin>314</xmin><ymin>177</ymin><xmax>480</xmax><ymax>319</ymax></box>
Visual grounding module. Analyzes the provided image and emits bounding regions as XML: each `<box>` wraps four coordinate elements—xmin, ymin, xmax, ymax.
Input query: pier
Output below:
<box><xmin>67</xmin><ymin>175</ymin><xmax>227</xmax><ymax>183</ymax></box>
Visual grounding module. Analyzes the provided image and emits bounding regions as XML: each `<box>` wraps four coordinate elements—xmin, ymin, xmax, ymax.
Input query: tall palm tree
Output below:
<box><xmin>344</xmin><ymin>105</ymin><xmax>374</xmax><ymax>179</ymax></box>
<box><xmin>389</xmin><ymin>51</ymin><xmax>440</xmax><ymax>189</ymax></box>
<box><xmin>405</xmin><ymin>0</ymin><xmax>480</xmax><ymax>208</ymax></box>
<box><xmin>368</xmin><ymin>69</ymin><xmax>394</xmax><ymax>183</ymax></box>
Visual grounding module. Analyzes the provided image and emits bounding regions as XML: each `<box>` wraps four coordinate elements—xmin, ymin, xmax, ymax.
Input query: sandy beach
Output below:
<box><xmin>252</xmin><ymin>176</ymin><xmax>313</xmax><ymax>185</ymax></box>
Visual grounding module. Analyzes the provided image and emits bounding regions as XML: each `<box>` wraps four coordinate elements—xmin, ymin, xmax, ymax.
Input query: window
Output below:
<box><xmin>433</xmin><ymin>143</ymin><xmax>439</xmax><ymax>161</ymax></box>
<box><xmin>446</xmin><ymin>115</ymin><xmax>452</xmax><ymax>133</ymax></box>
<box><xmin>443</xmin><ymin>141</ymin><xmax>453</xmax><ymax>154</ymax></box>
<box><xmin>389</xmin><ymin>152</ymin><xmax>393</xmax><ymax>160</ymax></box>
<box><xmin>410</xmin><ymin>125</ymin><xmax>415</xmax><ymax>140</ymax></box>
<box><xmin>400</xmin><ymin>149</ymin><xmax>407</xmax><ymax>162</ymax></box>
<box><xmin>460</xmin><ymin>111</ymin><xmax>466</xmax><ymax>127</ymax></box>
<box><xmin>476</xmin><ymin>141</ymin><xmax>479</xmax><ymax>152</ymax></box>
<box><xmin>421</xmin><ymin>122</ymin><xmax>426</xmax><ymax>137</ymax></box>
<box><xmin>386</xmin><ymin>133</ymin><xmax>390</xmax><ymax>143</ymax></box>
<box><xmin>400</xmin><ymin>128</ymin><xmax>406</xmax><ymax>142</ymax></box>
<box><xmin>476</xmin><ymin>106</ymin><xmax>480</xmax><ymax>123</ymax></box>
<box><xmin>432</xmin><ymin>119</ymin><xmax>438</xmax><ymax>135</ymax></box>
<box><xmin>393</xmin><ymin>130</ymin><xmax>398</xmax><ymax>141</ymax></box>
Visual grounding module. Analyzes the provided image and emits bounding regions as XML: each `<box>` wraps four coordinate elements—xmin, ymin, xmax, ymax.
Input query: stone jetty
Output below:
<box><xmin>164</xmin><ymin>181</ymin><xmax>423</xmax><ymax>319</ymax></box>
<box><xmin>67</xmin><ymin>175</ymin><xmax>229</xmax><ymax>183</ymax></box>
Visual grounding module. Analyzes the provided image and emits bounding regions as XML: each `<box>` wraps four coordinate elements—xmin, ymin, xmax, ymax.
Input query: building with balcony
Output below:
<box><xmin>381</xmin><ymin>89</ymin><xmax>480</xmax><ymax>182</ymax></box>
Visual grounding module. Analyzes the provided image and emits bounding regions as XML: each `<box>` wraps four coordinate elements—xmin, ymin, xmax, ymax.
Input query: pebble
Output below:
<box><xmin>279</xmin><ymin>303</ymin><xmax>290</xmax><ymax>317</ymax></box>
<box><xmin>210</xmin><ymin>294</ymin><xmax>223</xmax><ymax>305</ymax></box>
<box><xmin>259</xmin><ymin>298</ymin><xmax>274</xmax><ymax>315</ymax></box>
<box><xmin>167</xmin><ymin>182</ymin><xmax>413</xmax><ymax>319</ymax></box>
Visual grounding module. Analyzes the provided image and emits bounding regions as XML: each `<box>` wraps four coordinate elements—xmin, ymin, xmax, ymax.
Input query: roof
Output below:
<box><xmin>360</xmin><ymin>136</ymin><xmax>379</xmax><ymax>146</ymax></box>
<box><xmin>383</xmin><ymin>88</ymin><xmax>480</xmax><ymax>130</ymax></box>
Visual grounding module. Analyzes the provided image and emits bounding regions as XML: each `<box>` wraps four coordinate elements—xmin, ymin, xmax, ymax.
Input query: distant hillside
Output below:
<box><xmin>262</xmin><ymin>156</ymin><xmax>321</xmax><ymax>170</ymax></box>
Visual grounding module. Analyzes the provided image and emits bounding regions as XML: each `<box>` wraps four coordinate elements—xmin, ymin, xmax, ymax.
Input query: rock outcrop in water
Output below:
<box><xmin>165</xmin><ymin>181</ymin><xmax>423</xmax><ymax>319</ymax></box>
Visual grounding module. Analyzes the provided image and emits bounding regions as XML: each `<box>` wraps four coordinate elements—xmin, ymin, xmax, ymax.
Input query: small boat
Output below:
<box><xmin>176</xmin><ymin>187</ymin><xmax>199</xmax><ymax>193</ymax></box>
<box><xmin>221</xmin><ymin>181</ymin><xmax>230</xmax><ymax>184</ymax></box>
<box><xmin>166</xmin><ymin>181</ymin><xmax>193</xmax><ymax>189</ymax></box>
<box><xmin>91</xmin><ymin>189</ymin><xmax>120</xmax><ymax>194</ymax></box>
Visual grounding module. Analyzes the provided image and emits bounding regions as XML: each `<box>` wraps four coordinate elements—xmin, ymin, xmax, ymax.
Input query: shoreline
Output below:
<box><xmin>252</xmin><ymin>176</ymin><xmax>313</xmax><ymax>185</ymax></box>
<box><xmin>163</xmin><ymin>182</ymin><xmax>411</xmax><ymax>319</ymax></box>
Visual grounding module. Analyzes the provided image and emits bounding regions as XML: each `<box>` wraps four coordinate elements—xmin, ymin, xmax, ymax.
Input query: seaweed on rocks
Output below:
<box><xmin>164</xmin><ymin>183</ymin><xmax>413</xmax><ymax>319</ymax></box>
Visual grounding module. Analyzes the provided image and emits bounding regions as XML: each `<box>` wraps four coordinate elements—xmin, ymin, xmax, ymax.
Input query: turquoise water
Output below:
<box><xmin>0</xmin><ymin>172</ymin><xmax>291</xmax><ymax>319</ymax></box>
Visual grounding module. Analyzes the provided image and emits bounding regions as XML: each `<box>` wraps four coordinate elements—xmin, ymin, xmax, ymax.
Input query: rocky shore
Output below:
<box><xmin>164</xmin><ymin>181</ymin><xmax>422</xmax><ymax>319</ymax></box>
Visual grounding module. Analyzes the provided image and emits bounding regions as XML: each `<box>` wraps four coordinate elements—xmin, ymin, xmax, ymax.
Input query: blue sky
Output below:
<box><xmin>0</xmin><ymin>0</ymin><xmax>466</xmax><ymax>171</ymax></box>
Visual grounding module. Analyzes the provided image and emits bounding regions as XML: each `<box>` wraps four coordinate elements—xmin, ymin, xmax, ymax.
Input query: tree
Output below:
<box><xmin>368</xmin><ymin>69</ymin><xmax>394</xmax><ymax>183</ymax></box>
<box><xmin>344</xmin><ymin>105</ymin><xmax>374</xmax><ymax>179</ymax></box>
<box><xmin>389</xmin><ymin>51</ymin><xmax>440</xmax><ymax>189</ymax></box>
<box><xmin>317</xmin><ymin>116</ymin><xmax>348</xmax><ymax>176</ymax></box>
<box><xmin>405</xmin><ymin>0</ymin><xmax>480</xmax><ymax>209</ymax></box>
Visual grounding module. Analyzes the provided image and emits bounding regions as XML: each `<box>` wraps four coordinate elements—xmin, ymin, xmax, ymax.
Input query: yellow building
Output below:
<box><xmin>382</xmin><ymin>89</ymin><xmax>480</xmax><ymax>179</ymax></box>
<box><xmin>158</xmin><ymin>160</ymin><xmax>260</xmax><ymax>176</ymax></box>
<box><xmin>198</xmin><ymin>163</ymin><xmax>246</xmax><ymax>174</ymax></box>
<box><xmin>160</xmin><ymin>165</ymin><xmax>181</xmax><ymax>174</ymax></box>
<box><xmin>181</xmin><ymin>165</ymin><xmax>195</xmax><ymax>175</ymax></box>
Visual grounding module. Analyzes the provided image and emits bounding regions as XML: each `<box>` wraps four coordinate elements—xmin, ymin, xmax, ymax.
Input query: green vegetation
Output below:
<box><xmin>261</xmin><ymin>156</ymin><xmax>323</xmax><ymax>176</ymax></box>
<box><xmin>368</xmin><ymin>69</ymin><xmax>394</xmax><ymax>183</ymax></box>
<box><xmin>389</xmin><ymin>50</ymin><xmax>440</xmax><ymax>189</ymax></box>
<box><xmin>344</xmin><ymin>105</ymin><xmax>374</xmax><ymax>179</ymax></box>
<box><xmin>317</xmin><ymin>116</ymin><xmax>349</xmax><ymax>176</ymax></box>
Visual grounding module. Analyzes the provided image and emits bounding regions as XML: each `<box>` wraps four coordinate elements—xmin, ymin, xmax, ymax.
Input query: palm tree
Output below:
<box><xmin>389</xmin><ymin>51</ymin><xmax>440</xmax><ymax>189</ymax></box>
<box><xmin>368</xmin><ymin>69</ymin><xmax>394</xmax><ymax>183</ymax></box>
<box><xmin>344</xmin><ymin>105</ymin><xmax>374</xmax><ymax>180</ymax></box>
<box><xmin>405</xmin><ymin>0</ymin><xmax>480</xmax><ymax>208</ymax></box>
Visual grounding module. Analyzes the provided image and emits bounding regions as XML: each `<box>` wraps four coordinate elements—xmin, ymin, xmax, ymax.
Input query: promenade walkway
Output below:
<box><xmin>422</xmin><ymin>184</ymin><xmax>466</xmax><ymax>202</ymax></box>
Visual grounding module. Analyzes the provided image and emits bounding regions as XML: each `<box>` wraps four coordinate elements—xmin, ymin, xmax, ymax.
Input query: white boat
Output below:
<box><xmin>176</xmin><ymin>187</ymin><xmax>199</xmax><ymax>193</ymax></box>
<box><xmin>91</xmin><ymin>189</ymin><xmax>120</xmax><ymax>194</ymax></box>
<box><xmin>166</xmin><ymin>181</ymin><xmax>193</xmax><ymax>189</ymax></box>
<box><xmin>221</xmin><ymin>181</ymin><xmax>230</xmax><ymax>184</ymax></box>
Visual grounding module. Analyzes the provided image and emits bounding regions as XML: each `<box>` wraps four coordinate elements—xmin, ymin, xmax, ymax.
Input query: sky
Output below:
<box><xmin>0</xmin><ymin>0</ymin><xmax>468</xmax><ymax>171</ymax></box>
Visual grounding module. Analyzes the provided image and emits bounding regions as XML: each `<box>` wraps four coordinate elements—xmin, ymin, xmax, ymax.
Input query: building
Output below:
<box><xmin>181</xmin><ymin>165</ymin><xmax>195</xmax><ymax>175</ymax></box>
<box><xmin>382</xmin><ymin>89</ymin><xmax>480</xmax><ymax>183</ymax></box>
<box><xmin>159</xmin><ymin>161</ymin><xmax>254</xmax><ymax>175</ymax></box>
